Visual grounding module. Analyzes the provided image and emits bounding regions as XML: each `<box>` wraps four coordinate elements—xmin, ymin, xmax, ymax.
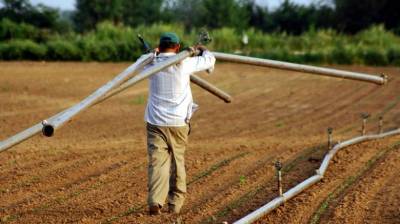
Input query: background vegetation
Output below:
<box><xmin>0</xmin><ymin>0</ymin><xmax>400</xmax><ymax>65</ymax></box>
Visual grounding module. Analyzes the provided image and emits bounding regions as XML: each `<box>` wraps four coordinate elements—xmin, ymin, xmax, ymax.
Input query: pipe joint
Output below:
<box><xmin>315</xmin><ymin>169</ymin><xmax>323</xmax><ymax>177</ymax></box>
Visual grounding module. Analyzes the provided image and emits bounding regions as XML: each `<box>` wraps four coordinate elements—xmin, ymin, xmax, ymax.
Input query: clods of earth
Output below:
<box><xmin>0</xmin><ymin>62</ymin><xmax>399</xmax><ymax>223</ymax></box>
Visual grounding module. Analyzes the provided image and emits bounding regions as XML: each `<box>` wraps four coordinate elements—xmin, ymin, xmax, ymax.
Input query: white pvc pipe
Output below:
<box><xmin>234</xmin><ymin>128</ymin><xmax>400</xmax><ymax>224</ymax></box>
<box><xmin>234</xmin><ymin>175</ymin><xmax>322</xmax><ymax>224</ymax></box>
<box><xmin>319</xmin><ymin>136</ymin><xmax>366</xmax><ymax>176</ymax></box>
<box><xmin>213</xmin><ymin>52</ymin><xmax>387</xmax><ymax>85</ymax></box>
<box><xmin>235</xmin><ymin>197</ymin><xmax>285</xmax><ymax>224</ymax></box>
<box><xmin>282</xmin><ymin>175</ymin><xmax>322</xmax><ymax>201</ymax></box>
<box><xmin>42</xmin><ymin>50</ymin><xmax>196</xmax><ymax>137</ymax></box>
<box><xmin>319</xmin><ymin>129</ymin><xmax>400</xmax><ymax>176</ymax></box>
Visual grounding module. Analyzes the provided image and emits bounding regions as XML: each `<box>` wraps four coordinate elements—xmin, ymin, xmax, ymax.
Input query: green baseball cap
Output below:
<box><xmin>159</xmin><ymin>32</ymin><xmax>180</xmax><ymax>45</ymax></box>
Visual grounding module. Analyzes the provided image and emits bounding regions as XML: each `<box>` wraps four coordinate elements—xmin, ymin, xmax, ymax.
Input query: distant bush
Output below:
<box><xmin>210</xmin><ymin>28</ymin><xmax>241</xmax><ymax>52</ymax></box>
<box><xmin>46</xmin><ymin>39</ymin><xmax>81</xmax><ymax>60</ymax></box>
<box><xmin>359</xmin><ymin>47</ymin><xmax>389</xmax><ymax>66</ymax></box>
<box><xmin>387</xmin><ymin>46</ymin><xmax>400</xmax><ymax>66</ymax></box>
<box><xmin>0</xmin><ymin>40</ymin><xmax>47</xmax><ymax>60</ymax></box>
<box><xmin>78</xmin><ymin>22</ymin><xmax>140</xmax><ymax>61</ymax></box>
<box><xmin>329</xmin><ymin>44</ymin><xmax>357</xmax><ymax>64</ymax></box>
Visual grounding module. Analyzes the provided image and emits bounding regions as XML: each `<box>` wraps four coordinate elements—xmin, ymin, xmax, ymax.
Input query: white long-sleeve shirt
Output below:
<box><xmin>143</xmin><ymin>50</ymin><xmax>216</xmax><ymax>127</ymax></box>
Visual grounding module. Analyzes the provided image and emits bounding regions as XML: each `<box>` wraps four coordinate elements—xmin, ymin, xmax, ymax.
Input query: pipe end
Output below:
<box><xmin>224</xmin><ymin>98</ymin><xmax>232</xmax><ymax>103</ymax></box>
<box><xmin>41</xmin><ymin>120</ymin><xmax>54</xmax><ymax>137</ymax></box>
<box><xmin>380</xmin><ymin>74</ymin><xmax>388</xmax><ymax>85</ymax></box>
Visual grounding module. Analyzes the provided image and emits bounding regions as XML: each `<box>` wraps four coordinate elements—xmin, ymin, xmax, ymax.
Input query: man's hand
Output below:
<box><xmin>195</xmin><ymin>45</ymin><xmax>208</xmax><ymax>56</ymax></box>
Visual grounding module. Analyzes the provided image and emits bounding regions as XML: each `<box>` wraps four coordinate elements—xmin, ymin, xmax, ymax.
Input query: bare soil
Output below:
<box><xmin>0</xmin><ymin>61</ymin><xmax>399</xmax><ymax>224</ymax></box>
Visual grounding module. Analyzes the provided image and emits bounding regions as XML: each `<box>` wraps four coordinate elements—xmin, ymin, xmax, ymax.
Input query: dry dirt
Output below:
<box><xmin>0</xmin><ymin>61</ymin><xmax>399</xmax><ymax>224</ymax></box>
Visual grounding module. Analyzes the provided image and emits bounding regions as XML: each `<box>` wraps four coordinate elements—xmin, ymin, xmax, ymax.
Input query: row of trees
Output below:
<box><xmin>1</xmin><ymin>0</ymin><xmax>400</xmax><ymax>35</ymax></box>
<box><xmin>0</xmin><ymin>0</ymin><xmax>72</xmax><ymax>33</ymax></box>
<box><xmin>75</xmin><ymin>0</ymin><xmax>400</xmax><ymax>34</ymax></box>
<box><xmin>74</xmin><ymin>0</ymin><xmax>400</xmax><ymax>34</ymax></box>
<box><xmin>1</xmin><ymin>22</ymin><xmax>399</xmax><ymax>66</ymax></box>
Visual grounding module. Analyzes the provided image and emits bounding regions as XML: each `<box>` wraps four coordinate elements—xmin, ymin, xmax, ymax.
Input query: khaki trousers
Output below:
<box><xmin>146</xmin><ymin>123</ymin><xmax>189</xmax><ymax>211</ymax></box>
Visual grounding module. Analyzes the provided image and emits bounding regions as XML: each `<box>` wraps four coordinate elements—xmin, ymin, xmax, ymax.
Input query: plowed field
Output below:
<box><xmin>0</xmin><ymin>62</ymin><xmax>399</xmax><ymax>224</ymax></box>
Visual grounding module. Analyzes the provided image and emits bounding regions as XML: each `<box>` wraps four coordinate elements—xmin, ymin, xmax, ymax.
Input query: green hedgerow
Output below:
<box><xmin>359</xmin><ymin>47</ymin><xmax>389</xmax><ymax>66</ymax></box>
<box><xmin>0</xmin><ymin>39</ymin><xmax>47</xmax><ymax>60</ymax></box>
<box><xmin>387</xmin><ymin>46</ymin><xmax>400</xmax><ymax>66</ymax></box>
<box><xmin>46</xmin><ymin>39</ymin><xmax>81</xmax><ymax>60</ymax></box>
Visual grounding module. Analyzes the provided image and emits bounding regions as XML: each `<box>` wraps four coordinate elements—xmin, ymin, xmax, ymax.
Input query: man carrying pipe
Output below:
<box><xmin>141</xmin><ymin>32</ymin><xmax>215</xmax><ymax>216</ymax></box>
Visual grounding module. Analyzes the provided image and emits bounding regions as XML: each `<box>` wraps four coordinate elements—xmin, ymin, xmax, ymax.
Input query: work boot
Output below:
<box><xmin>168</xmin><ymin>203</ymin><xmax>181</xmax><ymax>214</ymax></box>
<box><xmin>149</xmin><ymin>204</ymin><xmax>161</xmax><ymax>216</ymax></box>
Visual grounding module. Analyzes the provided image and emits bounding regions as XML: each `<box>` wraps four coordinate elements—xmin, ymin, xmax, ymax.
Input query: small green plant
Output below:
<box><xmin>188</xmin><ymin>152</ymin><xmax>249</xmax><ymax>185</ymax></box>
<box><xmin>0</xmin><ymin>39</ymin><xmax>47</xmax><ymax>60</ymax></box>
<box><xmin>239</xmin><ymin>175</ymin><xmax>246</xmax><ymax>185</ymax></box>
<box><xmin>0</xmin><ymin>85</ymin><xmax>10</xmax><ymax>92</ymax></box>
<box><xmin>0</xmin><ymin>214</ymin><xmax>18</xmax><ymax>223</ymax></box>
<box><xmin>0</xmin><ymin>188</ymin><xmax>9</xmax><ymax>193</ymax></box>
<box><xmin>130</xmin><ymin>95</ymin><xmax>145</xmax><ymax>105</ymax></box>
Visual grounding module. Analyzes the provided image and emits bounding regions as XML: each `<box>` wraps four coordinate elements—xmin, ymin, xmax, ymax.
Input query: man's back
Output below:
<box><xmin>145</xmin><ymin>51</ymin><xmax>215</xmax><ymax>127</ymax></box>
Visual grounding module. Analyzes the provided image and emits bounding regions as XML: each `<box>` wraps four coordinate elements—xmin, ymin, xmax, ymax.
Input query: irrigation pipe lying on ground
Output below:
<box><xmin>234</xmin><ymin>128</ymin><xmax>400</xmax><ymax>224</ymax></box>
<box><xmin>213</xmin><ymin>52</ymin><xmax>387</xmax><ymax>85</ymax></box>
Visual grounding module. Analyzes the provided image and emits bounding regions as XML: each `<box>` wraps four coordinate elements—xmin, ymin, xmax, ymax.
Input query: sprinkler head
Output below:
<box><xmin>275</xmin><ymin>160</ymin><xmax>282</xmax><ymax>171</ymax></box>
<box><xmin>361</xmin><ymin>112</ymin><xmax>370</xmax><ymax>119</ymax></box>
<box><xmin>197</xmin><ymin>29</ymin><xmax>212</xmax><ymax>45</ymax></box>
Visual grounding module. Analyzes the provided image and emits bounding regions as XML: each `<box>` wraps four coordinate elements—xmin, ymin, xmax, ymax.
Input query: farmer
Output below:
<box><xmin>143</xmin><ymin>32</ymin><xmax>215</xmax><ymax>215</ymax></box>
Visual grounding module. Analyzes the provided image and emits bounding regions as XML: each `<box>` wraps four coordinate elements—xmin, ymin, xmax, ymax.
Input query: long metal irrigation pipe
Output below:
<box><xmin>213</xmin><ymin>52</ymin><xmax>387</xmax><ymax>85</ymax></box>
<box><xmin>234</xmin><ymin>128</ymin><xmax>400</xmax><ymax>224</ymax></box>
<box><xmin>40</xmin><ymin>49</ymin><xmax>198</xmax><ymax>137</ymax></box>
